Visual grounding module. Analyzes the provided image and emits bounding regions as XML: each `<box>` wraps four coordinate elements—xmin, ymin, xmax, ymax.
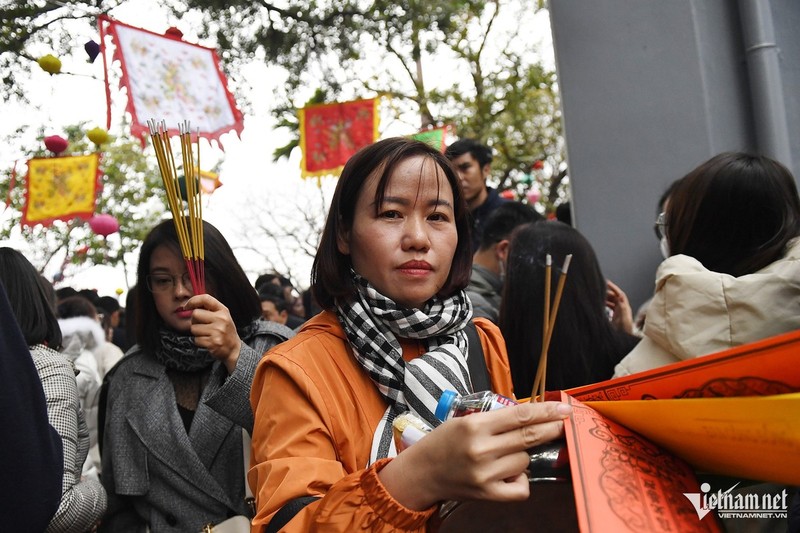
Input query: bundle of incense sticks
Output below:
<box><xmin>147</xmin><ymin>119</ymin><xmax>205</xmax><ymax>295</ymax></box>
<box><xmin>531</xmin><ymin>253</ymin><xmax>572</xmax><ymax>402</ymax></box>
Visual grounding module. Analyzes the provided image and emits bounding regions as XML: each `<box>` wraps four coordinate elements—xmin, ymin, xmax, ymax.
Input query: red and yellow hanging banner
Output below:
<box><xmin>98</xmin><ymin>15</ymin><xmax>244</xmax><ymax>149</ymax></box>
<box><xmin>299</xmin><ymin>98</ymin><xmax>380</xmax><ymax>179</ymax></box>
<box><xmin>21</xmin><ymin>154</ymin><xmax>101</xmax><ymax>228</ymax></box>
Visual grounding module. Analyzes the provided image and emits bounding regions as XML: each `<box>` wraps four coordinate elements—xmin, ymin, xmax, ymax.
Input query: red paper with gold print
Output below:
<box><xmin>21</xmin><ymin>154</ymin><xmax>100</xmax><ymax>227</ymax></box>
<box><xmin>299</xmin><ymin>98</ymin><xmax>379</xmax><ymax>178</ymax></box>
<box><xmin>563</xmin><ymin>392</ymin><xmax>722</xmax><ymax>533</ymax></box>
<box><xmin>566</xmin><ymin>329</ymin><xmax>800</xmax><ymax>402</ymax></box>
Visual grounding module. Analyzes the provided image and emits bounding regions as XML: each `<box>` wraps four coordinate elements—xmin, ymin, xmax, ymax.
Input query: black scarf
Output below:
<box><xmin>153</xmin><ymin>318</ymin><xmax>267</xmax><ymax>372</ymax></box>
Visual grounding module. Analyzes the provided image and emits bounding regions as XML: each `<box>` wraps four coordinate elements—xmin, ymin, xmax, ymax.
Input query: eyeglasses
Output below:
<box><xmin>654</xmin><ymin>212</ymin><xmax>668</xmax><ymax>240</ymax></box>
<box><xmin>146</xmin><ymin>272</ymin><xmax>192</xmax><ymax>293</ymax></box>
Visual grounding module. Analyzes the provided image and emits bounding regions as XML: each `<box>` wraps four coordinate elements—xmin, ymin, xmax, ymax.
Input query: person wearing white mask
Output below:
<box><xmin>632</xmin><ymin>180</ymin><xmax>680</xmax><ymax>335</ymax></box>
<box><xmin>616</xmin><ymin>151</ymin><xmax>800</xmax><ymax>377</ymax></box>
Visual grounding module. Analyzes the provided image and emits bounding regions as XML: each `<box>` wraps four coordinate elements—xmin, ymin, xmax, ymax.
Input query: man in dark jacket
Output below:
<box><xmin>467</xmin><ymin>202</ymin><xmax>542</xmax><ymax>322</ymax></box>
<box><xmin>445</xmin><ymin>138</ymin><xmax>509</xmax><ymax>253</ymax></box>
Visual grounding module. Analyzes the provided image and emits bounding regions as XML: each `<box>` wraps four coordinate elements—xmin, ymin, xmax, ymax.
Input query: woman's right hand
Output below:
<box><xmin>378</xmin><ymin>401</ymin><xmax>572</xmax><ymax>511</ymax></box>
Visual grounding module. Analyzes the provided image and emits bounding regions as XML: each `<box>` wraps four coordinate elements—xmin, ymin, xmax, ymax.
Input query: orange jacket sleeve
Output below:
<box><xmin>249</xmin><ymin>331</ymin><xmax>436</xmax><ymax>532</ymax></box>
<box><xmin>474</xmin><ymin>317</ymin><xmax>515</xmax><ymax>398</ymax></box>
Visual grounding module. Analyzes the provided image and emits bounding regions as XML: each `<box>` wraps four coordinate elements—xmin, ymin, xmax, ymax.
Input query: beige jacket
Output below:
<box><xmin>614</xmin><ymin>239</ymin><xmax>800</xmax><ymax>377</ymax></box>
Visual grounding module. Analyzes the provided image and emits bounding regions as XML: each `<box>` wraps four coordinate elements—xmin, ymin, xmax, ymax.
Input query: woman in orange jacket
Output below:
<box><xmin>250</xmin><ymin>137</ymin><xmax>572</xmax><ymax>532</ymax></box>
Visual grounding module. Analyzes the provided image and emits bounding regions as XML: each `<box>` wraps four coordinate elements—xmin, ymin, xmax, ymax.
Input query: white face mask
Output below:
<box><xmin>659</xmin><ymin>236</ymin><xmax>670</xmax><ymax>259</ymax></box>
<box><xmin>498</xmin><ymin>259</ymin><xmax>505</xmax><ymax>283</ymax></box>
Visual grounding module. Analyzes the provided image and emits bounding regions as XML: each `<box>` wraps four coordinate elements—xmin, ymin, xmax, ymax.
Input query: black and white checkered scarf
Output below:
<box><xmin>335</xmin><ymin>274</ymin><xmax>474</xmax><ymax>463</ymax></box>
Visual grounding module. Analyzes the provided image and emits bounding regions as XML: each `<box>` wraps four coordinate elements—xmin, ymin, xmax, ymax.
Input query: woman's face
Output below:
<box><xmin>149</xmin><ymin>243</ymin><xmax>194</xmax><ymax>332</ymax></box>
<box><xmin>338</xmin><ymin>155</ymin><xmax>458</xmax><ymax>309</ymax></box>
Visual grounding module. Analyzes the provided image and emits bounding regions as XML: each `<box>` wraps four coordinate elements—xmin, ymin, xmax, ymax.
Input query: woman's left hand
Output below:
<box><xmin>184</xmin><ymin>294</ymin><xmax>242</xmax><ymax>374</ymax></box>
<box><xmin>605</xmin><ymin>279</ymin><xmax>634</xmax><ymax>335</ymax></box>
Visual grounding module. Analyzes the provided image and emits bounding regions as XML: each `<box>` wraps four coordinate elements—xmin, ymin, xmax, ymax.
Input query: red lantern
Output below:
<box><xmin>532</xmin><ymin>160</ymin><xmax>545</xmax><ymax>170</ymax></box>
<box><xmin>165</xmin><ymin>27</ymin><xmax>184</xmax><ymax>40</ymax></box>
<box><xmin>88</xmin><ymin>214</ymin><xmax>119</xmax><ymax>237</ymax></box>
<box><xmin>499</xmin><ymin>189</ymin><xmax>516</xmax><ymax>200</ymax></box>
<box><xmin>44</xmin><ymin>135</ymin><xmax>69</xmax><ymax>155</ymax></box>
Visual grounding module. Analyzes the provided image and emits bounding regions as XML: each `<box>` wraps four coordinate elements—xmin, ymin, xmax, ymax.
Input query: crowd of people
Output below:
<box><xmin>1</xmin><ymin>137</ymin><xmax>799</xmax><ymax>531</ymax></box>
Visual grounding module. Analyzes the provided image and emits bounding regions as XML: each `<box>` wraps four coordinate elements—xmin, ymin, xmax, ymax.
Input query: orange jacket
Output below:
<box><xmin>250</xmin><ymin>310</ymin><xmax>514</xmax><ymax>532</ymax></box>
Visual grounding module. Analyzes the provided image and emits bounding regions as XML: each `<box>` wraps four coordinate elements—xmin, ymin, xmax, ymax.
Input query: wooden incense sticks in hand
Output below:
<box><xmin>531</xmin><ymin>253</ymin><xmax>572</xmax><ymax>402</ymax></box>
<box><xmin>147</xmin><ymin>119</ymin><xmax>206</xmax><ymax>294</ymax></box>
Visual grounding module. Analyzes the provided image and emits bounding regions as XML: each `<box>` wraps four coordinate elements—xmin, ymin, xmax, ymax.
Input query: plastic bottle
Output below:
<box><xmin>434</xmin><ymin>390</ymin><xmax>518</xmax><ymax>422</ymax></box>
<box><xmin>392</xmin><ymin>411</ymin><xmax>434</xmax><ymax>452</ymax></box>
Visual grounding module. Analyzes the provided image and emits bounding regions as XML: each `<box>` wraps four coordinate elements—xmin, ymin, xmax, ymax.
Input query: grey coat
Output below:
<box><xmin>99</xmin><ymin>322</ymin><xmax>291</xmax><ymax>532</ymax></box>
<box><xmin>466</xmin><ymin>264</ymin><xmax>503</xmax><ymax>323</ymax></box>
<box><xmin>32</xmin><ymin>345</ymin><xmax>107</xmax><ymax>532</ymax></box>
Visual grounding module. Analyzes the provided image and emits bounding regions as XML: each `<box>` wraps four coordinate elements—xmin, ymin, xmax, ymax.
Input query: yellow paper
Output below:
<box><xmin>585</xmin><ymin>393</ymin><xmax>800</xmax><ymax>485</ymax></box>
<box><xmin>23</xmin><ymin>154</ymin><xmax>99</xmax><ymax>226</ymax></box>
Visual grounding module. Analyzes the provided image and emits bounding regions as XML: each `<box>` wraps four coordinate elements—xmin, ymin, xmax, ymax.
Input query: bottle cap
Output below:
<box><xmin>435</xmin><ymin>390</ymin><xmax>459</xmax><ymax>421</ymax></box>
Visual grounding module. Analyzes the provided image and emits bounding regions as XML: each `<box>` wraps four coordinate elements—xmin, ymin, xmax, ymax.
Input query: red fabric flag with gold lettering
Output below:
<box><xmin>299</xmin><ymin>98</ymin><xmax>380</xmax><ymax>179</ymax></box>
<box><xmin>21</xmin><ymin>154</ymin><xmax>101</xmax><ymax>228</ymax></box>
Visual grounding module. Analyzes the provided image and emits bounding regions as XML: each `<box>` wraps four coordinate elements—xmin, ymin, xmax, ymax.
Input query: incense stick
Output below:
<box><xmin>531</xmin><ymin>254</ymin><xmax>572</xmax><ymax>402</ymax></box>
<box><xmin>148</xmin><ymin>119</ymin><xmax>205</xmax><ymax>294</ymax></box>
<box><xmin>531</xmin><ymin>255</ymin><xmax>552</xmax><ymax>401</ymax></box>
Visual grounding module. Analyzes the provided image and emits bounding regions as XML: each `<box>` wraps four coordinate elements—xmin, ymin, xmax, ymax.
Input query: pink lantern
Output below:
<box><xmin>44</xmin><ymin>135</ymin><xmax>69</xmax><ymax>155</ymax></box>
<box><xmin>526</xmin><ymin>187</ymin><xmax>541</xmax><ymax>204</ymax></box>
<box><xmin>88</xmin><ymin>214</ymin><xmax>119</xmax><ymax>237</ymax></box>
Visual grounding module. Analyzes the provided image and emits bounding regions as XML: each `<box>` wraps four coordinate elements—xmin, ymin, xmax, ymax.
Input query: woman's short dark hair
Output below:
<box><xmin>135</xmin><ymin>218</ymin><xmax>261</xmax><ymax>355</ymax></box>
<box><xmin>0</xmin><ymin>247</ymin><xmax>62</xmax><ymax>349</ymax></box>
<box><xmin>666</xmin><ymin>152</ymin><xmax>800</xmax><ymax>276</ymax></box>
<box><xmin>311</xmin><ymin>137</ymin><xmax>472</xmax><ymax>309</ymax></box>
<box><xmin>498</xmin><ymin>222</ymin><xmax>638</xmax><ymax>395</ymax></box>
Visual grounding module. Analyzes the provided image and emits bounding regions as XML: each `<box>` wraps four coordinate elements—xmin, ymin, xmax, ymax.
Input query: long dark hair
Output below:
<box><xmin>0</xmin><ymin>247</ymin><xmax>62</xmax><ymax>349</ymax></box>
<box><xmin>134</xmin><ymin>219</ymin><xmax>261</xmax><ymax>355</ymax></box>
<box><xmin>666</xmin><ymin>152</ymin><xmax>800</xmax><ymax>276</ymax></box>
<box><xmin>498</xmin><ymin>222</ymin><xmax>638</xmax><ymax>395</ymax></box>
<box><xmin>311</xmin><ymin>137</ymin><xmax>472</xmax><ymax>310</ymax></box>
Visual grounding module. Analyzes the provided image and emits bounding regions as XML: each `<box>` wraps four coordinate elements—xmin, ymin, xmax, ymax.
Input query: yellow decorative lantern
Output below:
<box><xmin>87</xmin><ymin>127</ymin><xmax>110</xmax><ymax>146</ymax></box>
<box><xmin>37</xmin><ymin>54</ymin><xmax>62</xmax><ymax>75</ymax></box>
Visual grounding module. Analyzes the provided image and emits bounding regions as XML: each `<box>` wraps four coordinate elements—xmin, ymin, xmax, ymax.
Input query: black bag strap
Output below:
<box><xmin>266</xmin><ymin>496</ymin><xmax>320</xmax><ymax>533</ymax></box>
<box><xmin>464</xmin><ymin>321</ymin><xmax>490</xmax><ymax>392</ymax></box>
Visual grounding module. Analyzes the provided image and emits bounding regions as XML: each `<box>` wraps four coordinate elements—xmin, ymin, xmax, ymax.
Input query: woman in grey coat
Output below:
<box><xmin>100</xmin><ymin>220</ymin><xmax>292</xmax><ymax>532</ymax></box>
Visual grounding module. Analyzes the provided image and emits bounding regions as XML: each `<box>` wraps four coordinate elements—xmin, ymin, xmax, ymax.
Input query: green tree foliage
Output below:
<box><xmin>0</xmin><ymin>124</ymin><xmax>166</xmax><ymax>280</ymax></box>
<box><xmin>0</xmin><ymin>0</ymin><xmax>566</xmax><ymax>287</ymax></box>
<box><xmin>2</xmin><ymin>1</ymin><xmax>566</xmax><ymax>212</ymax></box>
<box><xmin>171</xmin><ymin>0</ymin><xmax>566</xmax><ymax>211</ymax></box>
<box><xmin>0</xmin><ymin>0</ymin><xmax>107</xmax><ymax>102</ymax></box>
